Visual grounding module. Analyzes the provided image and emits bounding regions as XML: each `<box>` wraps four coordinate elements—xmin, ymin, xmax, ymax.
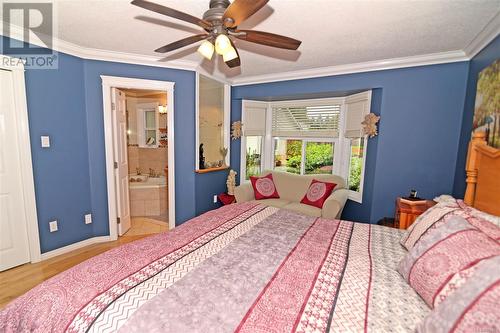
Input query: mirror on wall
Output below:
<box><xmin>196</xmin><ymin>74</ymin><xmax>230</xmax><ymax>172</ymax></box>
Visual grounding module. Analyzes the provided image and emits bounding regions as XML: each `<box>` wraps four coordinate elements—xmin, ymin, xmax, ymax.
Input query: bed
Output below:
<box><xmin>2</xmin><ymin>131</ymin><xmax>498</xmax><ymax>333</ymax></box>
<box><xmin>0</xmin><ymin>202</ymin><xmax>429</xmax><ymax>332</ymax></box>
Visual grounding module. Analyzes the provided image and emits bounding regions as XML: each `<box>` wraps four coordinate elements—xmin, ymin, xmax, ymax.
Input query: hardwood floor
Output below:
<box><xmin>0</xmin><ymin>217</ymin><xmax>168</xmax><ymax>309</ymax></box>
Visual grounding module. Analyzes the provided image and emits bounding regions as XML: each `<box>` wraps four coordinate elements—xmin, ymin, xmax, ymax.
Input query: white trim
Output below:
<box><xmin>463</xmin><ymin>11</ymin><xmax>500</xmax><ymax>58</ymax></box>
<box><xmin>230</xmin><ymin>51</ymin><xmax>468</xmax><ymax>86</ymax></box>
<box><xmin>344</xmin><ymin>90</ymin><xmax>371</xmax><ymax>203</ymax></box>
<box><xmin>240</xmin><ymin>135</ymin><xmax>247</xmax><ymax>182</ymax></box>
<box><xmin>240</xmin><ymin>93</ymin><xmax>372</xmax><ymax>203</ymax></box>
<box><xmin>346</xmin><ymin>136</ymin><xmax>368</xmax><ymax>203</ymax></box>
<box><xmin>1</xmin><ymin>21</ymin><xmax>198</xmax><ymax>72</ymax></box>
<box><xmin>1</xmin><ymin>54</ymin><xmax>42</xmax><ymax>263</ymax></box>
<box><xmin>195</xmin><ymin>73</ymin><xmax>231</xmax><ymax>170</ymax></box>
<box><xmin>240</xmin><ymin>100</ymin><xmax>269</xmax><ymax>182</ymax></box>
<box><xmin>2</xmin><ymin>17</ymin><xmax>499</xmax><ymax>86</ymax></box>
<box><xmin>40</xmin><ymin>236</ymin><xmax>111</xmax><ymax>261</ymax></box>
<box><xmin>195</xmin><ymin>73</ymin><xmax>200</xmax><ymax>170</ymax></box>
<box><xmin>101</xmin><ymin>76</ymin><xmax>176</xmax><ymax>235</ymax></box>
<box><xmin>136</xmin><ymin>102</ymin><xmax>160</xmax><ymax>148</ymax></box>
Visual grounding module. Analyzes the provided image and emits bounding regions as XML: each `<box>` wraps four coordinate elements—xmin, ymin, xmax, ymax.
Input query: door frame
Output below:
<box><xmin>101</xmin><ymin>76</ymin><xmax>176</xmax><ymax>239</ymax></box>
<box><xmin>1</xmin><ymin>55</ymin><xmax>41</xmax><ymax>263</ymax></box>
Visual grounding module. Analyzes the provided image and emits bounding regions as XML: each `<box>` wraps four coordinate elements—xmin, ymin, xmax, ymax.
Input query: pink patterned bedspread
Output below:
<box><xmin>0</xmin><ymin>203</ymin><xmax>429</xmax><ymax>332</ymax></box>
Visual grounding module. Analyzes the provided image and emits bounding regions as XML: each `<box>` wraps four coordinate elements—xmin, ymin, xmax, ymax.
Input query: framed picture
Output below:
<box><xmin>472</xmin><ymin>59</ymin><xmax>499</xmax><ymax>148</ymax></box>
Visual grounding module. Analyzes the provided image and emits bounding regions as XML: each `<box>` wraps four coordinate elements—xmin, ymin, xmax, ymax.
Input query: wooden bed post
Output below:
<box><xmin>464</xmin><ymin>132</ymin><xmax>486</xmax><ymax>206</ymax></box>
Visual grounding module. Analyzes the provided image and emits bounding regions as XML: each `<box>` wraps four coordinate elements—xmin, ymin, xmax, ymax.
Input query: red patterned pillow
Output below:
<box><xmin>300</xmin><ymin>179</ymin><xmax>337</xmax><ymax>208</ymax></box>
<box><xmin>418</xmin><ymin>256</ymin><xmax>500</xmax><ymax>333</ymax></box>
<box><xmin>398</xmin><ymin>215</ymin><xmax>500</xmax><ymax>308</ymax></box>
<box><xmin>250</xmin><ymin>174</ymin><xmax>280</xmax><ymax>200</ymax></box>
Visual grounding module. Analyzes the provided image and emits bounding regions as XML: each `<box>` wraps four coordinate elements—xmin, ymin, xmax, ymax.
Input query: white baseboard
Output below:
<box><xmin>39</xmin><ymin>236</ymin><xmax>114</xmax><ymax>261</ymax></box>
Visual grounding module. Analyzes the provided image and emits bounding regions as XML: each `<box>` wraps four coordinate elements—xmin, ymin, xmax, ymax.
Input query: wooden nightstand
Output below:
<box><xmin>395</xmin><ymin>197</ymin><xmax>436</xmax><ymax>229</ymax></box>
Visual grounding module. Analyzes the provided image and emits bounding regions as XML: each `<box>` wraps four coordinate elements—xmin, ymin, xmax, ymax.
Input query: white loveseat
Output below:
<box><xmin>234</xmin><ymin>170</ymin><xmax>349</xmax><ymax>219</ymax></box>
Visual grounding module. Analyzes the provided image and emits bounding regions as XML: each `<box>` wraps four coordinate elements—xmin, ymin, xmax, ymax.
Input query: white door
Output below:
<box><xmin>112</xmin><ymin>88</ymin><xmax>131</xmax><ymax>236</ymax></box>
<box><xmin>0</xmin><ymin>69</ymin><xmax>31</xmax><ymax>271</ymax></box>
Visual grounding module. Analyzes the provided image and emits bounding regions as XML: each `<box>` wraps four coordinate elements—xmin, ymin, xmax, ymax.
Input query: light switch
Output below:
<box><xmin>49</xmin><ymin>220</ymin><xmax>58</xmax><ymax>232</ymax></box>
<box><xmin>85</xmin><ymin>213</ymin><xmax>92</xmax><ymax>224</ymax></box>
<box><xmin>41</xmin><ymin>136</ymin><xmax>50</xmax><ymax>148</ymax></box>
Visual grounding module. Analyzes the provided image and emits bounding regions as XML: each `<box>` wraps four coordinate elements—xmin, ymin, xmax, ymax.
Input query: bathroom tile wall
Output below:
<box><xmin>128</xmin><ymin>146</ymin><xmax>168</xmax><ymax>176</ymax></box>
<box><xmin>130</xmin><ymin>186</ymin><xmax>168</xmax><ymax>216</ymax></box>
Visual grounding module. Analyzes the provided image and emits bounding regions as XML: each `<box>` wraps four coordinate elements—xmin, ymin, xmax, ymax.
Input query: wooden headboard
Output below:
<box><xmin>464</xmin><ymin>131</ymin><xmax>500</xmax><ymax>216</ymax></box>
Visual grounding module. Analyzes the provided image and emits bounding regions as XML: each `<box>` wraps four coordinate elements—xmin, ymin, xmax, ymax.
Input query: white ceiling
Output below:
<box><xmin>35</xmin><ymin>0</ymin><xmax>500</xmax><ymax>80</ymax></box>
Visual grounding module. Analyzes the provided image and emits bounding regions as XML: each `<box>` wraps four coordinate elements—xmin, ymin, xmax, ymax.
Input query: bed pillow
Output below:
<box><xmin>300</xmin><ymin>179</ymin><xmax>336</xmax><ymax>208</ymax></box>
<box><xmin>250</xmin><ymin>173</ymin><xmax>280</xmax><ymax>200</ymax></box>
<box><xmin>398</xmin><ymin>215</ymin><xmax>500</xmax><ymax>308</ymax></box>
<box><xmin>457</xmin><ymin>199</ymin><xmax>500</xmax><ymax>227</ymax></box>
<box><xmin>400</xmin><ymin>199</ymin><xmax>460</xmax><ymax>250</ymax></box>
<box><xmin>417</xmin><ymin>255</ymin><xmax>500</xmax><ymax>333</ymax></box>
<box><xmin>400</xmin><ymin>198</ymin><xmax>500</xmax><ymax>250</ymax></box>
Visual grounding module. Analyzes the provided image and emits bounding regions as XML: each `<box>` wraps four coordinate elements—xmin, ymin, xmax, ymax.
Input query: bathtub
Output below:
<box><xmin>129</xmin><ymin>175</ymin><xmax>166</xmax><ymax>189</ymax></box>
<box><xmin>129</xmin><ymin>175</ymin><xmax>168</xmax><ymax>217</ymax></box>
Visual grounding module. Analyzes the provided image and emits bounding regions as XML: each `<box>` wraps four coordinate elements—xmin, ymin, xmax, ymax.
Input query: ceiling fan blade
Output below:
<box><xmin>131</xmin><ymin>0</ymin><xmax>211</xmax><ymax>29</ymax></box>
<box><xmin>154</xmin><ymin>34</ymin><xmax>208</xmax><ymax>53</ymax></box>
<box><xmin>233</xmin><ymin>30</ymin><xmax>301</xmax><ymax>50</ymax></box>
<box><xmin>225</xmin><ymin>40</ymin><xmax>241</xmax><ymax>68</ymax></box>
<box><xmin>222</xmin><ymin>0</ymin><xmax>269</xmax><ymax>28</ymax></box>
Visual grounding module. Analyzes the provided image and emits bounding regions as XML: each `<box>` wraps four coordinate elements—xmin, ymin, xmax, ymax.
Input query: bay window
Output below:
<box><xmin>241</xmin><ymin>91</ymin><xmax>372</xmax><ymax>203</ymax></box>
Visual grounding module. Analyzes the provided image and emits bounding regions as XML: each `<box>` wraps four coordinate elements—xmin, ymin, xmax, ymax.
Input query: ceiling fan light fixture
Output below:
<box><xmin>197</xmin><ymin>40</ymin><xmax>214</xmax><ymax>60</ymax></box>
<box><xmin>222</xmin><ymin>46</ymin><xmax>238</xmax><ymax>62</ymax></box>
<box><xmin>215</xmin><ymin>34</ymin><xmax>231</xmax><ymax>55</ymax></box>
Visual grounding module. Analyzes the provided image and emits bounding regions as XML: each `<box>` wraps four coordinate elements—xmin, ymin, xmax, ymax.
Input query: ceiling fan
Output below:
<box><xmin>131</xmin><ymin>0</ymin><xmax>302</xmax><ymax>68</ymax></box>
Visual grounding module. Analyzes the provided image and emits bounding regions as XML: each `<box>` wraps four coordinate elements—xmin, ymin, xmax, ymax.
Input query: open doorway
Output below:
<box><xmin>121</xmin><ymin>88</ymin><xmax>169</xmax><ymax>236</ymax></box>
<box><xmin>101</xmin><ymin>76</ymin><xmax>175</xmax><ymax>241</ymax></box>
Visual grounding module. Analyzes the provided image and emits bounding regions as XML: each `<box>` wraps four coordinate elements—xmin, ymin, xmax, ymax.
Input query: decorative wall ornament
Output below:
<box><xmin>362</xmin><ymin>113</ymin><xmax>380</xmax><ymax>138</ymax></box>
<box><xmin>231</xmin><ymin>121</ymin><xmax>242</xmax><ymax>140</ymax></box>
<box><xmin>199</xmin><ymin>144</ymin><xmax>205</xmax><ymax>169</ymax></box>
<box><xmin>227</xmin><ymin>169</ymin><xmax>237</xmax><ymax>195</ymax></box>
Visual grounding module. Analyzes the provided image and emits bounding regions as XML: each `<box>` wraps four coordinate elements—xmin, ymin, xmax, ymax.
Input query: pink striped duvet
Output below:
<box><xmin>0</xmin><ymin>203</ymin><xmax>428</xmax><ymax>332</ymax></box>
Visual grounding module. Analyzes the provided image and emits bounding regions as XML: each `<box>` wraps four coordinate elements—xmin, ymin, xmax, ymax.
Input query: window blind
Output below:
<box><xmin>272</xmin><ymin>104</ymin><xmax>341</xmax><ymax>137</ymax></box>
<box><xmin>344</xmin><ymin>91</ymin><xmax>371</xmax><ymax>138</ymax></box>
<box><xmin>242</xmin><ymin>102</ymin><xmax>267</xmax><ymax>136</ymax></box>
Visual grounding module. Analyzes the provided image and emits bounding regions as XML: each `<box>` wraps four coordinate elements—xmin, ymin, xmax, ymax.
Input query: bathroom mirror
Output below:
<box><xmin>196</xmin><ymin>74</ymin><xmax>230</xmax><ymax>172</ymax></box>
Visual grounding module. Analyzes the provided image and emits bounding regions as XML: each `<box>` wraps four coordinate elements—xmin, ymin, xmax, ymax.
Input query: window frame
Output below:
<box><xmin>195</xmin><ymin>73</ymin><xmax>231</xmax><ymax>171</ymax></box>
<box><xmin>240</xmin><ymin>93</ymin><xmax>371</xmax><ymax>203</ymax></box>
<box><xmin>342</xmin><ymin>137</ymin><xmax>368</xmax><ymax>203</ymax></box>
<box><xmin>137</xmin><ymin>102</ymin><xmax>160</xmax><ymax>148</ymax></box>
<box><xmin>240</xmin><ymin>135</ymin><xmax>264</xmax><ymax>181</ymax></box>
<box><xmin>271</xmin><ymin>137</ymin><xmax>340</xmax><ymax>176</ymax></box>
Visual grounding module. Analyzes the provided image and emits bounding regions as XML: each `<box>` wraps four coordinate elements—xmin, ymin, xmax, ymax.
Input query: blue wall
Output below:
<box><xmin>195</xmin><ymin>171</ymin><xmax>228</xmax><ymax>215</ymax></box>
<box><xmin>4</xmin><ymin>33</ymin><xmax>490</xmax><ymax>252</ymax></box>
<box><xmin>231</xmin><ymin>62</ymin><xmax>469</xmax><ymax>223</ymax></box>
<box><xmin>453</xmin><ymin>36</ymin><xmax>500</xmax><ymax>197</ymax></box>
<box><xmin>82</xmin><ymin>60</ymin><xmax>197</xmax><ymax>237</ymax></box>
<box><xmin>25</xmin><ymin>51</ymin><xmax>94</xmax><ymax>252</ymax></box>
<box><xmin>3</xmin><ymin>36</ymin><xmax>201</xmax><ymax>252</ymax></box>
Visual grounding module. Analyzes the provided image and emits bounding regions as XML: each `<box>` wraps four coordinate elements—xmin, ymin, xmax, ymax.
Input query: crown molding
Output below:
<box><xmin>1</xmin><ymin>21</ymin><xmax>200</xmax><ymax>72</ymax></box>
<box><xmin>3</xmin><ymin>12</ymin><xmax>499</xmax><ymax>87</ymax></box>
<box><xmin>463</xmin><ymin>11</ymin><xmax>500</xmax><ymax>58</ymax></box>
<box><xmin>229</xmin><ymin>50</ymin><xmax>469</xmax><ymax>86</ymax></box>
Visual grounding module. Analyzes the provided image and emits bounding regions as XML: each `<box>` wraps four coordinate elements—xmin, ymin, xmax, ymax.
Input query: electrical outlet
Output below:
<box><xmin>49</xmin><ymin>220</ymin><xmax>58</xmax><ymax>232</ymax></box>
<box><xmin>213</xmin><ymin>195</ymin><xmax>218</xmax><ymax>203</ymax></box>
<box><xmin>85</xmin><ymin>213</ymin><xmax>92</xmax><ymax>224</ymax></box>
